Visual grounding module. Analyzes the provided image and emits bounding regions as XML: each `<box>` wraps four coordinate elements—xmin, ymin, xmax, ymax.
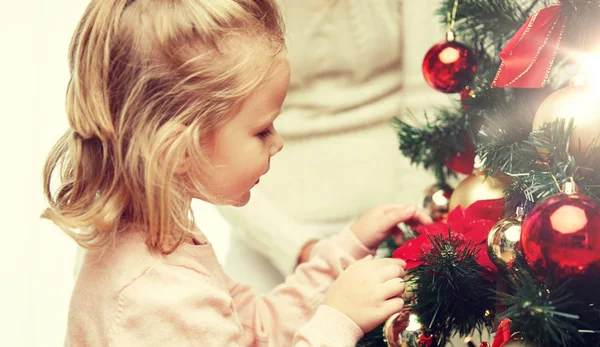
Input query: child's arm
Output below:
<box><xmin>104</xmin><ymin>205</ymin><xmax>422</xmax><ymax>346</ymax></box>
<box><xmin>103</xmin><ymin>231</ymin><xmax>368</xmax><ymax>347</ymax></box>
<box><xmin>226</xmin><ymin>228</ymin><xmax>373</xmax><ymax>346</ymax></box>
<box><xmin>226</xmin><ymin>204</ymin><xmax>429</xmax><ymax>346</ymax></box>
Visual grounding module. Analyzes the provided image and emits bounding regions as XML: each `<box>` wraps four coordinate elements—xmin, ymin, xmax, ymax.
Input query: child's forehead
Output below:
<box><xmin>235</xmin><ymin>51</ymin><xmax>289</xmax><ymax>97</ymax></box>
<box><xmin>230</xmin><ymin>60</ymin><xmax>289</xmax><ymax>124</ymax></box>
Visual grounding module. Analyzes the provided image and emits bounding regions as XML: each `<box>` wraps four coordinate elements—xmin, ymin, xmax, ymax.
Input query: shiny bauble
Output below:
<box><xmin>532</xmin><ymin>83</ymin><xmax>600</xmax><ymax>158</ymax></box>
<box><xmin>422</xmin><ymin>183</ymin><xmax>454</xmax><ymax>221</ymax></box>
<box><xmin>422</xmin><ymin>39</ymin><xmax>477</xmax><ymax>93</ymax></box>
<box><xmin>448</xmin><ymin>171</ymin><xmax>509</xmax><ymax>210</ymax></box>
<box><xmin>521</xmin><ymin>189</ymin><xmax>600</xmax><ymax>280</ymax></box>
<box><xmin>400</xmin><ymin>329</ymin><xmax>422</xmax><ymax>347</ymax></box>
<box><xmin>446</xmin><ymin>139</ymin><xmax>476</xmax><ymax>174</ymax></box>
<box><xmin>383</xmin><ymin>310</ymin><xmax>410</xmax><ymax>347</ymax></box>
<box><xmin>487</xmin><ymin>207</ymin><xmax>524</xmax><ymax>271</ymax></box>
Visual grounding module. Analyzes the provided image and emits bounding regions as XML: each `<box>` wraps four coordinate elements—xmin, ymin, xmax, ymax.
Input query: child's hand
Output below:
<box><xmin>324</xmin><ymin>255</ymin><xmax>407</xmax><ymax>332</ymax></box>
<box><xmin>351</xmin><ymin>204</ymin><xmax>432</xmax><ymax>250</ymax></box>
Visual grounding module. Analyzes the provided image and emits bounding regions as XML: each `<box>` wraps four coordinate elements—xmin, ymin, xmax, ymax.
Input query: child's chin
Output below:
<box><xmin>230</xmin><ymin>191</ymin><xmax>251</xmax><ymax>207</ymax></box>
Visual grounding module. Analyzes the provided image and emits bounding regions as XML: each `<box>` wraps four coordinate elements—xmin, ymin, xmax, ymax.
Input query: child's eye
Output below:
<box><xmin>257</xmin><ymin>127</ymin><xmax>273</xmax><ymax>139</ymax></box>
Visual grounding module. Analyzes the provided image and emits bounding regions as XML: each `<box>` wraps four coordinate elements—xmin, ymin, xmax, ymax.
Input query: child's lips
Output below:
<box><xmin>255</xmin><ymin>166</ymin><xmax>269</xmax><ymax>185</ymax></box>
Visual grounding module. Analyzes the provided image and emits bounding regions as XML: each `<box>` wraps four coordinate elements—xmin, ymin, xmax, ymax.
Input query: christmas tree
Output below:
<box><xmin>358</xmin><ymin>1</ymin><xmax>600</xmax><ymax>346</ymax></box>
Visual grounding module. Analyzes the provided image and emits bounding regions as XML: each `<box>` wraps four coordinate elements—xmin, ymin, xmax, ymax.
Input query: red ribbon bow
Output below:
<box><xmin>491</xmin><ymin>2</ymin><xmax>567</xmax><ymax>88</ymax></box>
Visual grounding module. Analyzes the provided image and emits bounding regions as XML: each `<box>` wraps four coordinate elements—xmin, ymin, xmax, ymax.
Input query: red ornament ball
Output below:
<box><xmin>521</xmin><ymin>193</ymin><xmax>600</xmax><ymax>280</ymax></box>
<box><xmin>422</xmin><ymin>40</ymin><xmax>477</xmax><ymax>93</ymax></box>
<box><xmin>445</xmin><ymin>139</ymin><xmax>476</xmax><ymax>174</ymax></box>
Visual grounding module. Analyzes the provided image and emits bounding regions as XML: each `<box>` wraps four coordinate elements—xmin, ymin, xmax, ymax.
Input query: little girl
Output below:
<box><xmin>43</xmin><ymin>0</ymin><xmax>431</xmax><ymax>345</ymax></box>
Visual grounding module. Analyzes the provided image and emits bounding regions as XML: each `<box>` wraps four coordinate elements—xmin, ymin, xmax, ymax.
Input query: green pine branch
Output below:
<box><xmin>562</xmin><ymin>0</ymin><xmax>600</xmax><ymax>54</ymax></box>
<box><xmin>499</xmin><ymin>252</ymin><xmax>600</xmax><ymax>347</ymax></box>
<box><xmin>393</xmin><ymin>107</ymin><xmax>470</xmax><ymax>183</ymax></box>
<box><xmin>500</xmin><ymin>270</ymin><xmax>583</xmax><ymax>346</ymax></box>
<box><xmin>410</xmin><ymin>232</ymin><xmax>495</xmax><ymax>346</ymax></box>
<box><xmin>495</xmin><ymin>118</ymin><xmax>600</xmax><ymax>204</ymax></box>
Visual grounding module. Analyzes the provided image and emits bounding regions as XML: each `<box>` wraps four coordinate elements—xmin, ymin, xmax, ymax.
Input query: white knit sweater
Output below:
<box><xmin>217</xmin><ymin>0</ymin><xmax>451</xmax><ymax>275</ymax></box>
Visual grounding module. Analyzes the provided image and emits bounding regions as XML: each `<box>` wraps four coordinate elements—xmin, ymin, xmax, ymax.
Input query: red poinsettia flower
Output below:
<box><xmin>491</xmin><ymin>318</ymin><xmax>512</xmax><ymax>347</ymax></box>
<box><xmin>392</xmin><ymin>198</ymin><xmax>504</xmax><ymax>278</ymax></box>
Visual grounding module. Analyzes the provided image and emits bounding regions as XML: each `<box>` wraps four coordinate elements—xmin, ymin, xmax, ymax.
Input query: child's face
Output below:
<box><xmin>200</xmin><ymin>56</ymin><xmax>290</xmax><ymax>206</ymax></box>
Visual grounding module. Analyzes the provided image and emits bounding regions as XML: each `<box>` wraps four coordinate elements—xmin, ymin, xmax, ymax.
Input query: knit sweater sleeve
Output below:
<box><xmin>228</xmin><ymin>228</ymin><xmax>372</xmax><ymax>346</ymax></box>
<box><xmin>108</xmin><ymin>229</ymin><xmax>370</xmax><ymax>347</ymax></box>
<box><xmin>216</xmin><ymin>190</ymin><xmax>324</xmax><ymax>275</ymax></box>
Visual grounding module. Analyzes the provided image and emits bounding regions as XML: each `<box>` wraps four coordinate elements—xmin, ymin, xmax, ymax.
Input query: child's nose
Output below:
<box><xmin>270</xmin><ymin>133</ymin><xmax>284</xmax><ymax>156</ymax></box>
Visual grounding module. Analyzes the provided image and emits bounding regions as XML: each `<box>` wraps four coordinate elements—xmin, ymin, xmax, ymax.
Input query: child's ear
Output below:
<box><xmin>159</xmin><ymin>123</ymin><xmax>191</xmax><ymax>175</ymax></box>
<box><xmin>174</xmin><ymin>148</ymin><xmax>191</xmax><ymax>175</ymax></box>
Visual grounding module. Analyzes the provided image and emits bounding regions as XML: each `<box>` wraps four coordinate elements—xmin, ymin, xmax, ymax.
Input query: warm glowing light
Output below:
<box><xmin>555</xmin><ymin>91</ymin><xmax>594</xmax><ymax>122</ymax></box>
<box><xmin>575</xmin><ymin>54</ymin><xmax>600</xmax><ymax>92</ymax></box>
<box><xmin>550</xmin><ymin>205</ymin><xmax>588</xmax><ymax>234</ymax></box>
<box><xmin>439</xmin><ymin>47</ymin><xmax>460</xmax><ymax>64</ymax></box>
<box><xmin>504</xmin><ymin>225</ymin><xmax>521</xmax><ymax>242</ymax></box>
<box><xmin>432</xmin><ymin>190</ymin><xmax>449</xmax><ymax>206</ymax></box>
<box><xmin>406</xmin><ymin>314</ymin><xmax>422</xmax><ymax>332</ymax></box>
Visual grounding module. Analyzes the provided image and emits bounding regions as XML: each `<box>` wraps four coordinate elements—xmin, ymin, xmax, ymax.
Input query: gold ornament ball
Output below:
<box><xmin>383</xmin><ymin>311</ymin><xmax>410</xmax><ymax>347</ymax></box>
<box><xmin>422</xmin><ymin>183</ymin><xmax>453</xmax><ymax>220</ymax></box>
<box><xmin>487</xmin><ymin>207</ymin><xmax>524</xmax><ymax>271</ymax></box>
<box><xmin>448</xmin><ymin>171</ymin><xmax>509</xmax><ymax>210</ymax></box>
<box><xmin>533</xmin><ymin>84</ymin><xmax>600</xmax><ymax>158</ymax></box>
<box><xmin>400</xmin><ymin>330</ymin><xmax>422</xmax><ymax>347</ymax></box>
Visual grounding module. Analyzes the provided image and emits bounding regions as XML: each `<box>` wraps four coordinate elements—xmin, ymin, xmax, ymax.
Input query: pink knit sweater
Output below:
<box><xmin>66</xmin><ymin>228</ymin><xmax>372</xmax><ymax>346</ymax></box>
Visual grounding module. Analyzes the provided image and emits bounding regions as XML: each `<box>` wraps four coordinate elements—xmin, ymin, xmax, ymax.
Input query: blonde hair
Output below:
<box><xmin>42</xmin><ymin>0</ymin><xmax>285</xmax><ymax>253</ymax></box>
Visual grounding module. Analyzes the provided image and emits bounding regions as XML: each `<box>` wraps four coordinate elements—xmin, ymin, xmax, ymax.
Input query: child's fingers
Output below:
<box><xmin>382</xmin><ymin>297</ymin><xmax>405</xmax><ymax>318</ymax></box>
<box><xmin>381</xmin><ymin>204</ymin><xmax>414</xmax><ymax>215</ymax></box>
<box><xmin>380</xmin><ymin>203</ymin><xmax>411</xmax><ymax>212</ymax></box>
<box><xmin>403</xmin><ymin>209</ymin><xmax>434</xmax><ymax>231</ymax></box>
<box><xmin>368</xmin><ymin>257</ymin><xmax>406</xmax><ymax>269</ymax></box>
<box><xmin>383</xmin><ymin>205</ymin><xmax>417</xmax><ymax>226</ymax></box>
<box><xmin>353</xmin><ymin>254</ymin><xmax>375</xmax><ymax>266</ymax></box>
<box><xmin>380</xmin><ymin>278</ymin><xmax>407</xmax><ymax>300</ymax></box>
<box><xmin>412</xmin><ymin>209</ymin><xmax>434</xmax><ymax>225</ymax></box>
<box><xmin>377</xmin><ymin>263</ymin><xmax>405</xmax><ymax>282</ymax></box>
<box><xmin>371</xmin><ymin>257</ymin><xmax>406</xmax><ymax>269</ymax></box>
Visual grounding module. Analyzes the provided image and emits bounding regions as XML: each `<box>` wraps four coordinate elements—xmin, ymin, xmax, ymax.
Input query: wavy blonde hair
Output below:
<box><xmin>42</xmin><ymin>0</ymin><xmax>285</xmax><ymax>254</ymax></box>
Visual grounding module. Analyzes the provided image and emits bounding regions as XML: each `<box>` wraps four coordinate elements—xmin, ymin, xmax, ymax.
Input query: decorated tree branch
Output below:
<box><xmin>357</xmin><ymin>1</ymin><xmax>600</xmax><ymax>346</ymax></box>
